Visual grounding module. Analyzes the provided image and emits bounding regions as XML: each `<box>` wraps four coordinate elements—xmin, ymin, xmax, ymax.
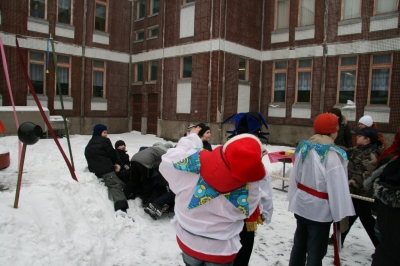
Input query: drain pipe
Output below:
<box><xmin>206</xmin><ymin>0</ymin><xmax>214</xmax><ymax>123</ymax></box>
<box><xmin>128</xmin><ymin>0</ymin><xmax>134</xmax><ymax>131</ymax></box>
<box><xmin>258</xmin><ymin>0</ymin><xmax>265</xmax><ymax>111</ymax></box>
<box><xmin>80</xmin><ymin>0</ymin><xmax>87</xmax><ymax>134</ymax></box>
<box><xmin>219</xmin><ymin>0</ymin><xmax>228</xmax><ymax>144</ymax></box>
<box><xmin>319</xmin><ymin>0</ymin><xmax>329</xmax><ymax>114</ymax></box>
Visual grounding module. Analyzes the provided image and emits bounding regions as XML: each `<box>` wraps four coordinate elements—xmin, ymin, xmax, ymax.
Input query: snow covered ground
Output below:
<box><xmin>0</xmin><ymin>131</ymin><xmax>374</xmax><ymax>265</ymax></box>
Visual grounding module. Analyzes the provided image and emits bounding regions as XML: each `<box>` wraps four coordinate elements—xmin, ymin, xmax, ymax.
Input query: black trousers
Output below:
<box><xmin>341</xmin><ymin>198</ymin><xmax>380</xmax><ymax>248</ymax></box>
<box><xmin>233</xmin><ymin>222</ymin><xmax>255</xmax><ymax>266</ymax></box>
<box><xmin>130</xmin><ymin>161</ymin><xmax>153</xmax><ymax>201</ymax></box>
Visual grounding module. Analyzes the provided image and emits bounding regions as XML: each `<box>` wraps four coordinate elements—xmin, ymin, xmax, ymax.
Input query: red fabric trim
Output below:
<box><xmin>246</xmin><ymin>206</ymin><xmax>260</xmax><ymax>223</ymax></box>
<box><xmin>297</xmin><ymin>182</ymin><xmax>329</xmax><ymax>200</ymax></box>
<box><xmin>176</xmin><ymin>236</ymin><xmax>236</xmax><ymax>264</ymax></box>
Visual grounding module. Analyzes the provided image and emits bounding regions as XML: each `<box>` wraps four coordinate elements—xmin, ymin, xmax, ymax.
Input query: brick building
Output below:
<box><xmin>0</xmin><ymin>0</ymin><xmax>399</xmax><ymax>145</ymax></box>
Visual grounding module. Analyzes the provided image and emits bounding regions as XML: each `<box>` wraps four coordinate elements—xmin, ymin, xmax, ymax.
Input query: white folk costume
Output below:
<box><xmin>159</xmin><ymin>133</ymin><xmax>273</xmax><ymax>264</ymax></box>
<box><xmin>288</xmin><ymin>136</ymin><xmax>355</xmax><ymax>222</ymax></box>
<box><xmin>287</xmin><ymin>113</ymin><xmax>356</xmax><ymax>266</ymax></box>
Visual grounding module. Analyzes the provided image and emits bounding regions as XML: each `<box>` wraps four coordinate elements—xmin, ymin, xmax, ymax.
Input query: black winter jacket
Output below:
<box><xmin>85</xmin><ymin>136</ymin><xmax>117</xmax><ymax>177</ymax></box>
<box><xmin>334</xmin><ymin>115</ymin><xmax>353</xmax><ymax>149</ymax></box>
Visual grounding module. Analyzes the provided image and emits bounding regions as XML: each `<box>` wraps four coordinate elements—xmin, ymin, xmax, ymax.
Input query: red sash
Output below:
<box><xmin>297</xmin><ymin>182</ymin><xmax>329</xmax><ymax>200</ymax></box>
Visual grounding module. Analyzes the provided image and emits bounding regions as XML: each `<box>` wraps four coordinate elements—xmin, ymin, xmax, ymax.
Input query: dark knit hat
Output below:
<box><xmin>314</xmin><ymin>114</ymin><xmax>339</xmax><ymax>135</ymax></box>
<box><xmin>115</xmin><ymin>140</ymin><xmax>126</xmax><ymax>149</ymax></box>
<box><xmin>93</xmin><ymin>124</ymin><xmax>107</xmax><ymax>136</ymax></box>
<box><xmin>354</xmin><ymin>127</ymin><xmax>379</xmax><ymax>143</ymax></box>
<box><xmin>196</xmin><ymin>123</ymin><xmax>211</xmax><ymax>137</ymax></box>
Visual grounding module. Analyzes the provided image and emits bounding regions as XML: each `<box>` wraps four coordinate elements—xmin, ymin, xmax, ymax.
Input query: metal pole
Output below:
<box><xmin>14</xmin><ymin>144</ymin><xmax>27</xmax><ymax>208</ymax></box>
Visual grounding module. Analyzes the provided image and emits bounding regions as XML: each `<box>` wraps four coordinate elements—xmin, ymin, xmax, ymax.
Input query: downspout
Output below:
<box><xmin>258</xmin><ymin>0</ymin><xmax>265</xmax><ymax>111</ymax></box>
<box><xmin>219</xmin><ymin>0</ymin><xmax>228</xmax><ymax>144</ymax></box>
<box><xmin>206</xmin><ymin>0</ymin><xmax>214</xmax><ymax>123</ymax></box>
<box><xmin>80</xmin><ymin>0</ymin><xmax>87</xmax><ymax>134</ymax></box>
<box><xmin>319</xmin><ymin>0</ymin><xmax>329</xmax><ymax>114</ymax></box>
<box><xmin>160</xmin><ymin>0</ymin><xmax>166</xmax><ymax>123</ymax></box>
<box><xmin>128</xmin><ymin>0</ymin><xmax>134</xmax><ymax>131</ymax></box>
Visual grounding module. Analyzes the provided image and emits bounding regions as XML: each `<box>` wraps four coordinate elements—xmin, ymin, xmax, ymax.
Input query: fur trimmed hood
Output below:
<box><xmin>374</xmin><ymin>177</ymin><xmax>400</xmax><ymax>208</ymax></box>
<box><xmin>340</xmin><ymin>114</ymin><xmax>348</xmax><ymax>126</ymax></box>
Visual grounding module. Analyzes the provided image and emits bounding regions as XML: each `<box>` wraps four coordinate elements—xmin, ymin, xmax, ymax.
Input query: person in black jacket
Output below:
<box><xmin>84</xmin><ymin>124</ymin><xmax>130</xmax><ymax>212</ymax></box>
<box><xmin>372</xmin><ymin>156</ymin><xmax>400</xmax><ymax>265</ymax></box>
<box><xmin>328</xmin><ymin>108</ymin><xmax>353</xmax><ymax>149</ymax></box>
<box><xmin>114</xmin><ymin>140</ymin><xmax>131</xmax><ymax>184</ymax></box>
<box><xmin>196</xmin><ymin>123</ymin><xmax>213</xmax><ymax>151</ymax></box>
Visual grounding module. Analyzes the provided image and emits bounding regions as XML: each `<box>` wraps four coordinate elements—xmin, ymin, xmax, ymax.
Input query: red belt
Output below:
<box><xmin>297</xmin><ymin>182</ymin><xmax>329</xmax><ymax>200</ymax></box>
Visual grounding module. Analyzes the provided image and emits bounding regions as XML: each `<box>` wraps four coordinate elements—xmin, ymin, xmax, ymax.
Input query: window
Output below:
<box><xmin>296</xmin><ymin>59</ymin><xmax>312</xmax><ymax>103</ymax></box>
<box><xmin>275</xmin><ymin>0</ymin><xmax>289</xmax><ymax>29</ymax></box>
<box><xmin>138</xmin><ymin>0</ymin><xmax>145</xmax><ymax>19</ymax></box>
<box><xmin>136</xmin><ymin>63</ymin><xmax>143</xmax><ymax>82</ymax></box>
<box><xmin>181</xmin><ymin>56</ymin><xmax>192</xmax><ymax>79</ymax></box>
<box><xmin>148</xmin><ymin>27</ymin><xmax>158</xmax><ymax>38</ymax></box>
<box><xmin>342</xmin><ymin>0</ymin><xmax>361</xmax><ymax>20</ymax></box>
<box><xmin>184</xmin><ymin>0</ymin><xmax>195</xmax><ymax>4</ymax></box>
<box><xmin>29</xmin><ymin>51</ymin><xmax>46</xmax><ymax>95</ymax></box>
<box><xmin>238</xmin><ymin>58</ymin><xmax>248</xmax><ymax>81</ymax></box>
<box><xmin>375</xmin><ymin>0</ymin><xmax>398</xmax><ymax>15</ymax></box>
<box><xmin>58</xmin><ymin>0</ymin><xmax>71</xmax><ymax>24</ymax></box>
<box><xmin>93</xmin><ymin>60</ymin><xmax>106</xmax><ymax>98</ymax></box>
<box><xmin>272</xmin><ymin>61</ymin><xmax>287</xmax><ymax>102</ymax></box>
<box><xmin>0</xmin><ymin>10</ymin><xmax>2</xmax><ymax>25</ymax></box>
<box><xmin>30</xmin><ymin>0</ymin><xmax>45</xmax><ymax>19</ymax></box>
<box><xmin>338</xmin><ymin>56</ymin><xmax>357</xmax><ymax>104</ymax></box>
<box><xmin>151</xmin><ymin>0</ymin><xmax>159</xmax><ymax>14</ymax></box>
<box><xmin>136</xmin><ymin>30</ymin><xmax>144</xmax><ymax>41</ymax></box>
<box><xmin>149</xmin><ymin>61</ymin><xmax>158</xmax><ymax>81</ymax></box>
<box><xmin>369</xmin><ymin>53</ymin><xmax>392</xmax><ymax>105</ymax></box>
<box><xmin>95</xmin><ymin>0</ymin><xmax>108</xmax><ymax>32</ymax></box>
<box><xmin>299</xmin><ymin>0</ymin><xmax>314</xmax><ymax>26</ymax></box>
<box><xmin>56</xmin><ymin>55</ymin><xmax>70</xmax><ymax>96</ymax></box>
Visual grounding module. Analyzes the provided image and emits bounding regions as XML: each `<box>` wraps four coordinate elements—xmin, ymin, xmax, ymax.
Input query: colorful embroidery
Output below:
<box><xmin>188</xmin><ymin>176</ymin><xmax>250</xmax><ymax>216</ymax></box>
<box><xmin>172</xmin><ymin>148</ymin><xmax>201</xmax><ymax>174</ymax></box>
<box><xmin>294</xmin><ymin>140</ymin><xmax>348</xmax><ymax>163</ymax></box>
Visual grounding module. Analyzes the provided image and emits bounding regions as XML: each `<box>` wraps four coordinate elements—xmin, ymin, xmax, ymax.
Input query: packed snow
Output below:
<box><xmin>0</xmin><ymin>131</ymin><xmax>374</xmax><ymax>265</ymax></box>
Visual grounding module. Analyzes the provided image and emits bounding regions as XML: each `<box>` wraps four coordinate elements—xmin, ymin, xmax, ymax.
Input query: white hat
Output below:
<box><xmin>358</xmin><ymin>115</ymin><xmax>373</xmax><ymax>127</ymax></box>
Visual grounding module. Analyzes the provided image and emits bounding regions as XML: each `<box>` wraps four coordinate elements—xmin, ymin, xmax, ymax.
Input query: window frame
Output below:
<box><xmin>341</xmin><ymin>0</ymin><xmax>361</xmax><ymax>21</ymax></box>
<box><xmin>57</xmin><ymin>0</ymin><xmax>73</xmax><ymax>25</ymax></box>
<box><xmin>274</xmin><ymin>0</ymin><xmax>290</xmax><ymax>30</ymax></box>
<box><xmin>272</xmin><ymin>60</ymin><xmax>288</xmax><ymax>103</ymax></box>
<box><xmin>373</xmin><ymin>0</ymin><xmax>399</xmax><ymax>16</ymax></box>
<box><xmin>137</xmin><ymin>0</ymin><xmax>146</xmax><ymax>20</ymax></box>
<box><xmin>136</xmin><ymin>30</ymin><xmax>145</xmax><ymax>41</ymax></box>
<box><xmin>28</xmin><ymin>51</ymin><xmax>46</xmax><ymax>95</ymax></box>
<box><xmin>148</xmin><ymin>26</ymin><xmax>159</xmax><ymax>39</ymax></box>
<box><xmin>29</xmin><ymin>0</ymin><xmax>47</xmax><ymax>20</ymax></box>
<box><xmin>238</xmin><ymin>57</ymin><xmax>248</xmax><ymax>82</ymax></box>
<box><xmin>150</xmin><ymin>0</ymin><xmax>160</xmax><ymax>15</ymax></box>
<box><xmin>295</xmin><ymin>58</ymin><xmax>313</xmax><ymax>103</ymax></box>
<box><xmin>149</xmin><ymin>61</ymin><xmax>158</xmax><ymax>82</ymax></box>
<box><xmin>368</xmin><ymin>53</ymin><xmax>393</xmax><ymax>105</ymax></box>
<box><xmin>55</xmin><ymin>55</ymin><xmax>71</xmax><ymax>96</ymax></box>
<box><xmin>298</xmin><ymin>0</ymin><xmax>315</xmax><ymax>27</ymax></box>
<box><xmin>92</xmin><ymin>60</ymin><xmax>106</xmax><ymax>98</ymax></box>
<box><xmin>94</xmin><ymin>0</ymin><xmax>108</xmax><ymax>32</ymax></box>
<box><xmin>337</xmin><ymin>55</ymin><xmax>358</xmax><ymax>104</ymax></box>
<box><xmin>180</xmin><ymin>56</ymin><xmax>193</xmax><ymax>80</ymax></box>
<box><xmin>135</xmin><ymin>63</ymin><xmax>144</xmax><ymax>82</ymax></box>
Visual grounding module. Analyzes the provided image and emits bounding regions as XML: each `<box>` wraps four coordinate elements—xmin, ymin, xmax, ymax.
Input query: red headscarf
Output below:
<box><xmin>376</xmin><ymin>128</ymin><xmax>400</xmax><ymax>166</ymax></box>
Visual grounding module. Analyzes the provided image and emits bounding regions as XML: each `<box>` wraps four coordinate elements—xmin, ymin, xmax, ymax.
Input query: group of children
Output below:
<box><xmin>84</xmin><ymin>112</ymin><xmax>399</xmax><ymax>266</ymax></box>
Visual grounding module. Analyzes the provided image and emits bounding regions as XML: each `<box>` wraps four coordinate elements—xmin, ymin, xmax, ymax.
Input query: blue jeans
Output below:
<box><xmin>289</xmin><ymin>219</ymin><xmax>331</xmax><ymax>266</ymax></box>
<box><xmin>182</xmin><ymin>252</ymin><xmax>234</xmax><ymax>266</ymax></box>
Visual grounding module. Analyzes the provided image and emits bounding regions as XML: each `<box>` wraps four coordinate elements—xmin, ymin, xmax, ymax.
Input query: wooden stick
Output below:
<box><xmin>14</xmin><ymin>143</ymin><xmax>27</xmax><ymax>209</ymax></box>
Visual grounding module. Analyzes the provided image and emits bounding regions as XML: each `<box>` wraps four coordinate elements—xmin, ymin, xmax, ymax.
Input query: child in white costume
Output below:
<box><xmin>287</xmin><ymin>113</ymin><xmax>355</xmax><ymax>266</ymax></box>
<box><xmin>159</xmin><ymin>127</ymin><xmax>273</xmax><ymax>265</ymax></box>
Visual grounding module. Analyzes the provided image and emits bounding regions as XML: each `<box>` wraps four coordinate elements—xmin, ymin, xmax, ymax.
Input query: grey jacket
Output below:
<box><xmin>130</xmin><ymin>142</ymin><xmax>172</xmax><ymax>169</ymax></box>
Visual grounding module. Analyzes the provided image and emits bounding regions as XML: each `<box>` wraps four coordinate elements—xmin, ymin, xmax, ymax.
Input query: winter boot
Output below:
<box><xmin>149</xmin><ymin>202</ymin><xmax>163</xmax><ymax>217</ymax></box>
<box><xmin>144</xmin><ymin>207</ymin><xmax>158</xmax><ymax>220</ymax></box>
